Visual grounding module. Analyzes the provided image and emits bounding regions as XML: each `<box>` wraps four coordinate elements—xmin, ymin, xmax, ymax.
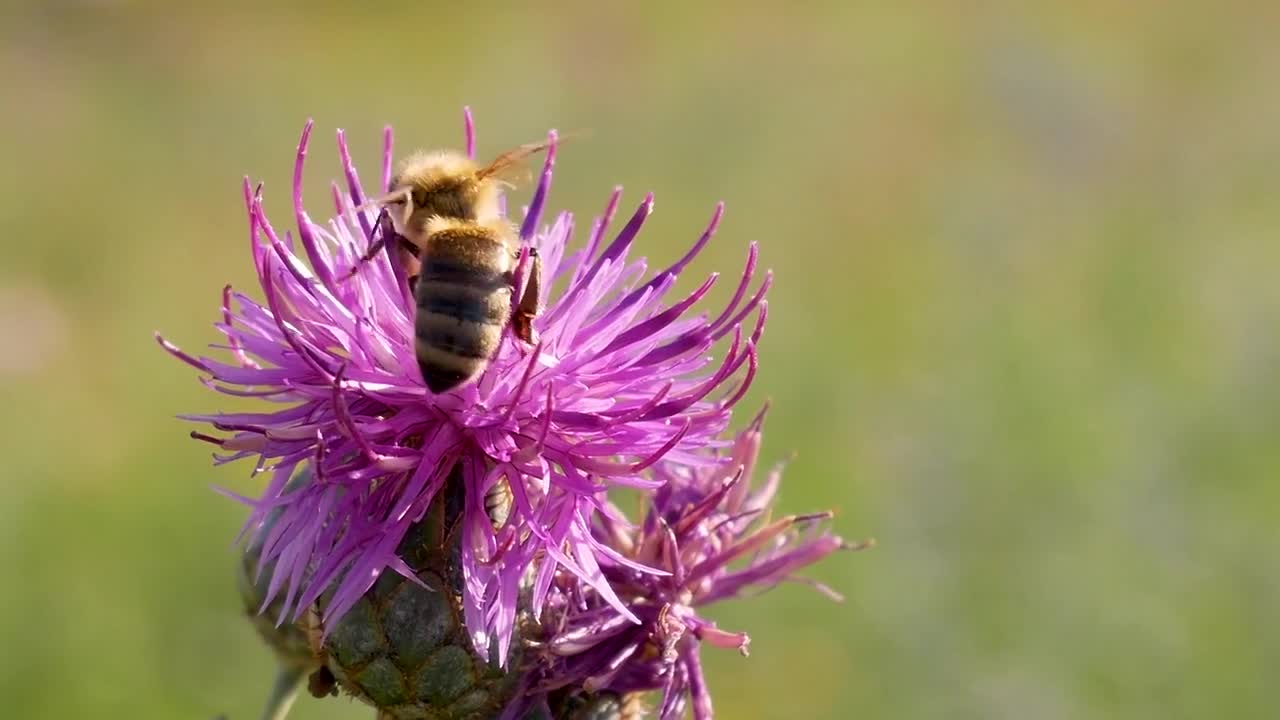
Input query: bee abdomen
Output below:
<box><xmin>484</xmin><ymin>477</ymin><xmax>513</xmax><ymax>529</ymax></box>
<box><xmin>414</xmin><ymin>280</ymin><xmax>511</xmax><ymax>393</ymax></box>
<box><xmin>419</xmin><ymin>254</ymin><xmax>508</xmax><ymax>290</ymax></box>
<box><xmin>417</xmin><ymin>287</ymin><xmax>508</xmax><ymax>325</ymax></box>
<box><xmin>412</xmin><ymin>225</ymin><xmax>516</xmax><ymax>393</ymax></box>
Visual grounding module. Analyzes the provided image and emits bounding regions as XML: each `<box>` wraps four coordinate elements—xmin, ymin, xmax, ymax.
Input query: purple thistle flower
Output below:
<box><xmin>157</xmin><ymin>110</ymin><xmax>769</xmax><ymax>663</ymax></box>
<box><xmin>516</xmin><ymin>411</ymin><xmax>869</xmax><ymax>720</ymax></box>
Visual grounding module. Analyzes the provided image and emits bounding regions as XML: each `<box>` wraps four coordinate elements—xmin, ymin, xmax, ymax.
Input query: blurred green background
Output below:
<box><xmin>3</xmin><ymin>2</ymin><xmax>1279</xmax><ymax>718</ymax></box>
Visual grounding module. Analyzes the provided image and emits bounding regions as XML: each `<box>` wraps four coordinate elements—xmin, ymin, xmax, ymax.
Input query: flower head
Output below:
<box><xmin>158</xmin><ymin>110</ymin><xmax>769</xmax><ymax>662</ymax></box>
<box><xmin>519</xmin><ymin>411</ymin><xmax>869</xmax><ymax>719</ymax></box>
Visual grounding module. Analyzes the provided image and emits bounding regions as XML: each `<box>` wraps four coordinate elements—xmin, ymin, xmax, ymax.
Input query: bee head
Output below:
<box><xmin>384</xmin><ymin>152</ymin><xmax>501</xmax><ymax>239</ymax></box>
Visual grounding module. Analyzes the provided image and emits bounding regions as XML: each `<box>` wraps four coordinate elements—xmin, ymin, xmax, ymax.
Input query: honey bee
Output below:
<box><xmin>484</xmin><ymin>476</ymin><xmax>513</xmax><ymax>529</ymax></box>
<box><xmin>348</xmin><ymin>140</ymin><xmax>555</xmax><ymax>393</ymax></box>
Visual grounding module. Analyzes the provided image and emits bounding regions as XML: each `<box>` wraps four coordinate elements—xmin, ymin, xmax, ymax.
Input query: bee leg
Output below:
<box><xmin>342</xmin><ymin>195</ymin><xmax>419</xmax><ymax>281</ymax></box>
<box><xmin>511</xmin><ymin>249</ymin><xmax>542</xmax><ymax>346</ymax></box>
<box><xmin>341</xmin><ymin>208</ymin><xmax>393</xmax><ymax>280</ymax></box>
<box><xmin>343</xmin><ymin>238</ymin><xmax>385</xmax><ymax>280</ymax></box>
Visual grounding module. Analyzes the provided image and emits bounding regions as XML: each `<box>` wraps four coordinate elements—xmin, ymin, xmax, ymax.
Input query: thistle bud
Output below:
<box><xmin>236</xmin><ymin>469</ymin><xmax>321</xmax><ymax>719</ymax></box>
<box><xmin>316</xmin><ymin>465</ymin><xmax>523</xmax><ymax>718</ymax></box>
<box><xmin>237</xmin><ymin>470</ymin><xmax>320</xmax><ymax>675</ymax></box>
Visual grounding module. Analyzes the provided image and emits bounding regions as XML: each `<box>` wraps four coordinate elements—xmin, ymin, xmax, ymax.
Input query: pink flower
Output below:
<box><xmin>159</xmin><ymin>109</ymin><xmax>769</xmax><ymax>663</ymax></box>
<box><xmin>516</xmin><ymin>411</ymin><xmax>869</xmax><ymax>719</ymax></box>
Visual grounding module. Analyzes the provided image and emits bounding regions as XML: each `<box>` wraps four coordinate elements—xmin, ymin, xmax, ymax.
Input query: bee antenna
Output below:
<box><xmin>348</xmin><ymin>188</ymin><xmax>410</xmax><ymax>216</ymax></box>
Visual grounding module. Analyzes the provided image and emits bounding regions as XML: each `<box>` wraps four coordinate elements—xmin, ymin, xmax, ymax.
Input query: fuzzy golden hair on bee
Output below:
<box><xmin>396</xmin><ymin>148</ymin><xmax>479</xmax><ymax>181</ymax></box>
<box><xmin>422</xmin><ymin>215</ymin><xmax>514</xmax><ymax>246</ymax></box>
<box><xmin>375</xmin><ymin>150</ymin><xmax>497</xmax><ymax>238</ymax></box>
<box><xmin>348</xmin><ymin>133</ymin><xmax>583</xmax><ymax>249</ymax></box>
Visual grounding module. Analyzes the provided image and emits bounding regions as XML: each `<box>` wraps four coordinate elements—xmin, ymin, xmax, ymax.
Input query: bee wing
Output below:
<box><xmin>475</xmin><ymin>141</ymin><xmax>551</xmax><ymax>183</ymax></box>
<box><xmin>476</xmin><ymin>130</ymin><xmax>589</xmax><ymax>183</ymax></box>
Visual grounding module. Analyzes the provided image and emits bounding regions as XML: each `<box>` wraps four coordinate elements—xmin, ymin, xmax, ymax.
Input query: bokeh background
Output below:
<box><xmin>4</xmin><ymin>2</ymin><xmax>1279</xmax><ymax>718</ymax></box>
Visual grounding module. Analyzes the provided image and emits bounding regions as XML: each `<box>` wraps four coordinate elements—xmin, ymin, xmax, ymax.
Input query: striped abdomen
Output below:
<box><xmin>414</xmin><ymin>224</ymin><xmax>514</xmax><ymax>393</ymax></box>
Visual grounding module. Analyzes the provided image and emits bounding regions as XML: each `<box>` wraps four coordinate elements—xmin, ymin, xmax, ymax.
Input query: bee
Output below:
<box><xmin>484</xmin><ymin>476</ymin><xmax>513</xmax><ymax>529</ymax></box>
<box><xmin>348</xmin><ymin>141</ymin><xmax>554</xmax><ymax>393</ymax></box>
